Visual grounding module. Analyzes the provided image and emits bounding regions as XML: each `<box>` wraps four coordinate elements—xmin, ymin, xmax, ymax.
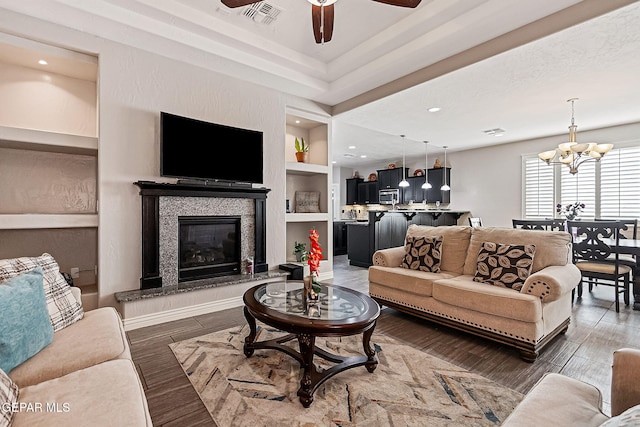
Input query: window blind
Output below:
<box><xmin>600</xmin><ymin>146</ymin><xmax>640</xmax><ymax>218</ymax></box>
<box><xmin>523</xmin><ymin>157</ymin><xmax>554</xmax><ymax>218</ymax></box>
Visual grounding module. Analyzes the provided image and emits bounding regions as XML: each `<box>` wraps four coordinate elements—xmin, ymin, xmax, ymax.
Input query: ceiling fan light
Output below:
<box><xmin>307</xmin><ymin>0</ymin><xmax>338</xmax><ymax>5</ymax></box>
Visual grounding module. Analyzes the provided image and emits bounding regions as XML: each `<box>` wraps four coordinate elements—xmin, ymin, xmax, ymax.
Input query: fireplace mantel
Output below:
<box><xmin>134</xmin><ymin>181</ymin><xmax>270</xmax><ymax>289</ymax></box>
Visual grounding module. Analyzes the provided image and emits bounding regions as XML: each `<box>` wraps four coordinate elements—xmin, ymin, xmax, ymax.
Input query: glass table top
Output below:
<box><xmin>255</xmin><ymin>282</ymin><xmax>368</xmax><ymax>320</ymax></box>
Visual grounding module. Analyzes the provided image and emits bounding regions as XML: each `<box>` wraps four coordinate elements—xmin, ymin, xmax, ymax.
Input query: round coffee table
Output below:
<box><xmin>243</xmin><ymin>281</ymin><xmax>380</xmax><ymax>407</ymax></box>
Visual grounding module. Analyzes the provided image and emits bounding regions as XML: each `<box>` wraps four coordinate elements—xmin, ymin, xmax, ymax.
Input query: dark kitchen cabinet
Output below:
<box><xmin>377</xmin><ymin>168</ymin><xmax>408</xmax><ymax>190</ymax></box>
<box><xmin>346</xmin><ymin>178</ymin><xmax>363</xmax><ymax>204</ymax></box>
<box><xmin>402</xmin><ymin>175</ymin><xmax>429</xmax><ymax>204</ymax></box>
<box><xmin>357</xmin><ymin>181</ymin><xmax>379</xmax><ymax>204</ymax></box>
<box><xmin>333</xmin><ymin>221</ymin><xmax>348</xmax><ymax>255</ymax></box>
<box><xmin>426</xmin><ymin>167</ymin><xmax>451</xmax><ymax>203</ymax></box>
<box><xmin>347</xmin><ymin>223</ymin><xmax>374</xmax><ymax>267</ymax></box>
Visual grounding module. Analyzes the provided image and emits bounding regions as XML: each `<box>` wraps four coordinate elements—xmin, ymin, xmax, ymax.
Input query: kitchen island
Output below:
<box><xmin>346</xmin><ymin>209</ymin><xmax>469</xmax><ymax>267</ymax></box>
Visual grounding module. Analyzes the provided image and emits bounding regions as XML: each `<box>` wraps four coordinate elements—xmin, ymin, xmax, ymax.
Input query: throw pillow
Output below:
<box><xmin>473</xmin><ymin>242</ymin><xmax>536</xmax><ymax>291</ymax></box>
<box><xmin>600</xmin><ymin>404</ymin><xmax>640</xmax><ymax>426</ymax></box>
<box><xmin>0</xmin><ymin>268</ymin><xmax>54</xmax><ymax>374</ymax></box>
<box><xmin>401</xmin><ymin>235</ymin><xmax>443</xmax><ymax>273</ymax></box>
<box><xmin>0</xmin><ymin>368</ymin><xmax>19</xmax><ymax>427</ymax></box>
<box><xmin>0</xmin><ymin>253</ymin><xmax>83</xmax><ymax>332</ymax></box>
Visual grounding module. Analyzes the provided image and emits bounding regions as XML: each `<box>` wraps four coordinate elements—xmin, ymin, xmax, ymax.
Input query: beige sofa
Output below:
<box><xmin>369</xmin><ymin>225</ymin><xmax>581</xmax><ymax>361</ymax></box>
<box><xmin>503</xmin><ymin>348</ymin><xmax>640</xmax><ymax>426</ymax></box>
<box><xmin>8</xmin><ymin>288</ymin><xmax>152</xmax><ymax>426</ymax></box>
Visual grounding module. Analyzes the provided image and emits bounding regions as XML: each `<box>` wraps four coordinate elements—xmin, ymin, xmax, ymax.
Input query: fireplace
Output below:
<box><xmin>178</xmin><ymin>216</ymin><xmax>241</xmax><ymax>281</ymax></box>
<box><xmin>135</xmin><ymin>181</ymin><xmax>269</xmax><ymax>290</ymax></box>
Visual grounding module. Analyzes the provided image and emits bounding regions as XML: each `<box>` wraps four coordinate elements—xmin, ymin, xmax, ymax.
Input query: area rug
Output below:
<box><xmin>169</xmin><ymin>324</ymin><xmax>523</xmax><ymax>426</ymax></box>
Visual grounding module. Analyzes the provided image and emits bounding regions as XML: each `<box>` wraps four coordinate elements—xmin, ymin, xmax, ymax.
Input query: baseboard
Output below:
<box><xmin>122</xmin><ymin>295</ymin><xmax>244</xmax><ymax>331</ymax></box>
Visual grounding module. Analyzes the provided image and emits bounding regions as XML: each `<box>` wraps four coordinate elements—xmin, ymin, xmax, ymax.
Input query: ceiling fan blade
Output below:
<box><xmin>312</xmin><ymin>4</ymin><xmax>335</xmax><ymax>44</ymax></box>
<box><xmin>220</xmin><ymin>0</ymin><xmax>261</xmax><ymax>8</ymax></box>
<box><xmin>372</xmin><ymin>0</ymin><xmax>422</xmax><ymax>7</ymax></box>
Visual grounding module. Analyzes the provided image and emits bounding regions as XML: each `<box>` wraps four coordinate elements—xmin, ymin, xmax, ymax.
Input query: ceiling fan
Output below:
<box><xmin>220</xmin><ymin>0</ymin><xmax>422</xmax><ymax>43</ymax></box>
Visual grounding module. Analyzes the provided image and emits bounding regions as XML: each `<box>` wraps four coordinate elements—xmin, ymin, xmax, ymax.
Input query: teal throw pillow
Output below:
<box><xmin>0</xmin><ymin>268</ymin><xmax>54</xmax><ymax>373</ymax></box>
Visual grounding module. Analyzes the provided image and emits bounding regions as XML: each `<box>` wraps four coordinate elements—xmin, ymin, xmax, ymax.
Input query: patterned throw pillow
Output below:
<box><xmin>473</xmin><ymin>242</ymin><xmax>536</xmax><ymax>291</ymax></box>
<box><xmin>0</xmin><ymin>368</ymin><xmax>19</xmax><ymax>427</ymax></box>
<box><xmin>600</xmin><ymin>404</ymin><xmax>640</xmax><ymax>426</ymax></box>
<box><xmin>401</xmin><ymin>235</ymin><xmax>443</xmax><ymax>273</ymax></box>
<box><xmin>0</xmin><ymin>253</ymin><xmax>83</xmax><ymax>332</ymax></box>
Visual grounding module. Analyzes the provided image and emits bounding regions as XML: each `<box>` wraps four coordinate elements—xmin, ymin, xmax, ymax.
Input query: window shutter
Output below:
<box><xmin>523</xmin><ymin>157</ymin><xmax>554</xmax><ymax>218</ymax></box>
<box><xmin>560</xmin><ymin>160</ymin><xmax>595</xmax><ymax>218</ymax></box>
<box><xmin>600</xmin><ymin>146</ymin><xmax>640</xmax><ymax>218</ymax></box>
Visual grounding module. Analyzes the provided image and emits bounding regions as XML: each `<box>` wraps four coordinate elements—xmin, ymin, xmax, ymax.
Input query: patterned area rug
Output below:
<box><xmin>169</xmin><ymin>324</ymin><xmax>523</xmax><ymax>426</ymax></box>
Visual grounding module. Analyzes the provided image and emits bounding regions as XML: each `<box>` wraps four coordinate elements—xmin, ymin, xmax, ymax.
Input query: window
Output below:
<box><xmin>523</xmin><ymin>144</ymin><xmax>640</xmax><ymax>219</ymax></box>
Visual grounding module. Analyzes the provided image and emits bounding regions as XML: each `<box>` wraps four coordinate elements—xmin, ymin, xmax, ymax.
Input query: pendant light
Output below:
<box><xmin>399</xmin><ymin>135</ymin><xmax>409</xmax><ymax>187</ymax></box>
<box><xmin>421</xmin><ymin>141</ymin><xmax>432</xmax><ymax>189</ymax></box>
<box><xmin>440</xmin><ymin>145</ymin><xmax>450</xmax><ymax>191</ymax></box>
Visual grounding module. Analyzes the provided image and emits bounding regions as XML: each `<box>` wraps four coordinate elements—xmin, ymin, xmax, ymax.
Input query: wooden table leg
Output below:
<box><xmin>362</xmin><ymin>321</ymin><xmax>378</xmax><ymax>373</ymax></box>
<box><xmin>243</xmin><ymin>306</ymin><xmax>257</xmax><ymax>357</ymax></box>
<box><xmin>297</xmin><ymin>333</ymin><xmax>316</xmax><ymax>408</ymax></box>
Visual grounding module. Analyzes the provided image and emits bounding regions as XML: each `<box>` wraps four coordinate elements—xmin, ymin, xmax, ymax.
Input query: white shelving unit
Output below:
<box><xmin>0</xmin><ymin>34</ymin><xmax>99</xmax><ymax>309</ymax></box>
<box><xmin>285</xmin><ymin>108</ymin><xmax>333</xmax><ymax>280</ymax></box>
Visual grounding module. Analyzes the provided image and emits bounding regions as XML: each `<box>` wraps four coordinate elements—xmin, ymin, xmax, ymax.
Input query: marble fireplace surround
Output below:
<box><xmin>133</xmin><ymin>181</ymin><xmax>270</xmax><ymax>290</ymax></box>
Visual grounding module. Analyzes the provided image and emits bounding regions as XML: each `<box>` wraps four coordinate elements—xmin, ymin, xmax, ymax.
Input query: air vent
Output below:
<box><xmin>242</xmin><ymin>2</ymin><xmax>282</xmax><ymax>25</ymax></box>
<box><xmin>343</xmin><ymin>153</ymin><xmax>356</xmax><ymax>158</ymax></box>
<box><xmin>483</xmin><ymin>128</ymin><xmax>506</xmax><ymax>137</ymax></box>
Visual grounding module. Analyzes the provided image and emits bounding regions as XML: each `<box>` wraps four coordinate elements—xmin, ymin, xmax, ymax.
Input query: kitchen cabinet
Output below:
<box><xmin>426</xmin><ymin>167</ymin><xmax>451</xmax><ymax>203</ymax></box>
<box><xmin>333</xmin><ymin>221</ymin><xmax>348</xmax><ymax>255</ymax></box>
<box><xmin>347</xmin><ymin>210</ymin><xmax>466</xmax><ymax>267</ymax></box>
<box><xmin>377</xmin><ymin>168</ymin><xmax>408</xmax><ymax>190</ymax></box>
<box><xmin>346</xmin><ymin>177</ymin><xmax>363</xmax><ymax>204</ymax></box>
<box><xmin>402</xmin><ymin>175</ymin><xmax>428</xmax><ymax>204</ymax></box>
<box><xmin>357</xmin><ymin>181</ymin><xmax>379</xmax><ymax>204</ymax></box>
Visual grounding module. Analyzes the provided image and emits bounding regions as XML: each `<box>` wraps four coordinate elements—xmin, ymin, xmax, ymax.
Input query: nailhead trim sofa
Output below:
<box><xmin>368</xmin><ymin>225</ymin><xmax>581</xmax><ymax>361</ymax></box>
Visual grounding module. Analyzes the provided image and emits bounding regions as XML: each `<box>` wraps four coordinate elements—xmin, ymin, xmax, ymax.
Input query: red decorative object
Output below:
<box><xmin>307</xmin><ymin>228</ymin><xmax>323</xmax><ymax>276</ymax></box>
<box><xmin>413</xmin><ymin>169</ymin><xmax>424</xmax><ymax>176</ymax></box>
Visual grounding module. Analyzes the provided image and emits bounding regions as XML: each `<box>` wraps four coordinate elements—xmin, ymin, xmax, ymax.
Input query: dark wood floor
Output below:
<box><xmin>128</xmin><ymin>255</ymin><xmax>640</xmax><ymax>426</ymax></box>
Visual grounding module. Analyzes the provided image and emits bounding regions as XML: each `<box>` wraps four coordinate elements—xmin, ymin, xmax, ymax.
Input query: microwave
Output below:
<box><xmin>379</xmin><ymin>189</ymin><xmax>399</xmax><ymax>205</ymax></box>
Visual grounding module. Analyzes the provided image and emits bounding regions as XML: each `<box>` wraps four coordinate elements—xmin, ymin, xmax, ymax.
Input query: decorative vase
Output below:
<box><xmin>295</xmin><ymin>152</ymin><xmax>306</xmax><ymax>162</ymax></box>
<box><xmin>303</xmin><ymin>275</ymin><xmax>319</xmax><ymax>303</ymax></box>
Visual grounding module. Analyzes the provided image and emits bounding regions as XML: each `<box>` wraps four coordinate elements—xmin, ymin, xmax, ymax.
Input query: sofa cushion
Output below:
<box><xmin>405</xmin><ymin>225</ymin><xmax>471</xmax><ymax>274</ymax></box>
<box><xmin>0</xmin><ymin>368</ymin><xmax>19</xmax><ymax>427</ymax></box>
<box><xmin>463</xmin><ymin>227</ymin><xmax>572</xmax><ymax>276</ymax></box>
<box><xmin>369</xmin><ymin>266</ymin><xmax>457</xmax><ymax>297</ymax></box>
<box><xmin>0</xmin><ymin>254</ymin><xmax>84</xmax><ymax>332</ymax></box>
<box><xmin>401</xmin><ymin>235</ymin><xmax>443</xmax><ymax>273</ymax></box>
<box><xmin>473</xmin><ymin>242</ymin><xmax>536</xmax><ymax>291</ymax></box>
<box><xmin>13</xmin><ymin>359</ymin><xmax>152</xmax><ymax>427</ymax></box>
<box><xmin>0</xmin><ymin>268</ymin><xmax>54</xmax><ymax>374</ymax></box>
<box><xmin>432</xmin><ymin>276</ymin><xmax>542</xmax><ymax>323</ymax></box>
<box><xmin>8</xmin><ymin>307</ymin><xmax>131</xmax><ymax>388</ymax></box>
<box><xmin>602</xmin><ymin>404</ymin><xmax>640</xmax><ymax>426</ymax></box>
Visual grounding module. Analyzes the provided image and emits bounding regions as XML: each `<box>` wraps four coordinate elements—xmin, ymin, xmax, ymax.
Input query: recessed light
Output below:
<box><xmin>348</xmin><ymin>145</ymin><xmax>356</xmax><ymax>149</ymax></box>
<box><xmin>428</xmin><ymin>107</ymin><xmax>441</xmax><ymax>113</ymax></box>
<box><xmin>360</xmin><ymin>155</ymin><xmax>367</xmax><ymax>158</ymax></box>
<box><xmin>295</xmin><ymin>120</ymin><xmax>300</xmax><ymax>124</ymax></box>
<box><xmin>331</xmin><ymin>160</ymin><xmax>337</xmax><ymax>164</ymax></box>
<box><xmin>38</xmin><ymin>59</ymin><xmax>48</xmax><ymax>65</ymax></box>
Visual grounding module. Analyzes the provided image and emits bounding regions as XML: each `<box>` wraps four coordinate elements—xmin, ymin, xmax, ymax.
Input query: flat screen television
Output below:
<box><xmin>160</xmin><ymin>112</ymin><xmax>263</xmax><ymax>184</ymax></box>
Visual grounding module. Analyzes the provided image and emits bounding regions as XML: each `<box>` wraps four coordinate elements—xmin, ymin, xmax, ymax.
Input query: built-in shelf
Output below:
<box><xmin>286</xmin><ymin>213</ymin><xmax>330</xmax><ymax>223</ymax></box>
<box><xmin>0</xmin><ymin>125</ymin><xmax>98</xmax><ymax>155</ymax></box>
<box><xmin>0</xmin><ymin>214</ymin><xmax>99</xmax><ymax>230</ymax></box>
<box><xmin>285</xmin><ymin>162</ymin><xmax>329</xmax><ymax>175</ymax></box>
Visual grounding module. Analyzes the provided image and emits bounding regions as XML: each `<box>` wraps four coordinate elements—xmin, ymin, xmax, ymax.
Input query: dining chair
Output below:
<box><xmin>468</xmin><ymin>217</ymin><xmax>483</xmax><ymax>227</ymax></box>
<box><xmin>512</xmin><ymin>219</ymin><xmax>562</xmax><ymax>231</ymax></box>
<box><xmin>595</xmin><ymin>218</ymin><xmax>638</xmax><ymax>240</ymax></box>
<box><xmin>568</xmin><ymin>220</ymin><xmax>632</xmax><ymax>312</ymax></box>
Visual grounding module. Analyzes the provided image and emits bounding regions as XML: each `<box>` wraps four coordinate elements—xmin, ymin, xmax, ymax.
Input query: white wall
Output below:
<box><xmin>1</xmin><ymin>12</ymin><xmax>290</xmax><ymax>308</ymax></box>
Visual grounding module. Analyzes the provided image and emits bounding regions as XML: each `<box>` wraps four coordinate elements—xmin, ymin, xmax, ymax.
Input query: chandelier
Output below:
<box><xmin>538</xmin><ymin>98</ymin><xmax>613</xmax><ymax>174</ymax></box>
